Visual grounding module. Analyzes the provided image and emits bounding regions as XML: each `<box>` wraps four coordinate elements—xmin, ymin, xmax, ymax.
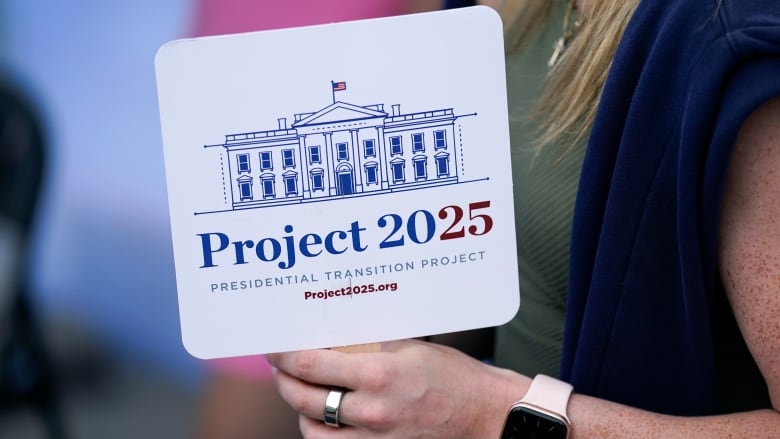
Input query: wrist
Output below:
<box><xmin>469</xmin><ymin>365</ymin><xmax>532</xmax><ymax>438</ymax></box>
<box><xmin>500</xmin><ymin>374</ymin><xmax>574</xmax><ymax>439</ymax></box>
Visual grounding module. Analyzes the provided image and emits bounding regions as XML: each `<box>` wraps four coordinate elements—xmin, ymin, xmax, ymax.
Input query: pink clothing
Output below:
<box><xmin>193</xmin><ymin>0</ymin><xmax>410</xmax><ymax>380</ymax></box>
<box><xmin>206</xmin><ymin>355</ymin><xmax>274</xmax><ymax>381</ymax></box>
<box><xmin>192</xmin><ymin>0</ymin><xmax>407</xmax><ymax>36</ymax></box>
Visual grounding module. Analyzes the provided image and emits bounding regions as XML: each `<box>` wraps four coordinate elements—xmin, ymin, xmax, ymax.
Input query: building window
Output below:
<box><xmin>364</xmin><ymin>162</ymin><xmax>379</xmax><ymax>185</ymax></box>
<box><xmin>237</xmin><ymin>178</ymin><xmax>253</xmax><ymax>201</ymax></box>
<box><xmin>283</xmin><ymin>173</ymin><xmax>298</xmax><ymax>196</ymax></box>
<box><xmin>237</xmin><ymin>153</ymin><xmax>251</xmax><ymax>174</ymax></box>
<box><xmin>363</xmin><ymin>139</ymin><xmax>376</xmax><ymax>158</ymax></box>
<box><xmin>309</xmin><ymin>145</ymin><xmax>321</xmax><ymax>164</ymax></box>
<box><xmin>282</xmin><ymin>149</ymin><xmax>295</xmax><ymax>169</ymax></box>
<box><xmin>310</xmin><ymin>169</ymin><xmax>325</xmax><ymax>191</ymax></box>
<box><xmin>435</xmin><ymin>152</ymin><xmax>450</xmax><ymax>177</ymax></box>
<box><xmin>434</xmin><ymin>130</ymin><xmax>447</xmax><ymax>149</ymax></box>
<box><xmin>413</xmin><ymin>155</ymin><xmax>428</xmax><ymax>181</ymax></box>
<box><xmin>412</xmin><ymin>133</ymin><xmax>425</xmax><ymax>152</ymax></box>
<box><xmin>390</xmin><ymin>136</ymin><xmax>402</xmax><ymax>156</ymax></box>
<box><xmin>336</xmin><ymin>142</ymin><xmax>349</xmax><ymax>161</ymax></box>
<box><xmin>260</xmin><ymin>174</ymin><xmax>275</xmax><ymax>199</ymax></box>
<box><xmin>390</xmin><ymin>159</ymin><xmax>405</xmax><ymax>183</ymax></box>
<box><xmin>259</xmin><ymin>151</ymin><xmax>273</xmax><ymax>170</ymax></box>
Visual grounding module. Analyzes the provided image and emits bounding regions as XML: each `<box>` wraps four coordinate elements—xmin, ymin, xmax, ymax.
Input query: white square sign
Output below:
<box><xmin>155</xmin><ymin>6</ymin><xmax>519</xmax><ymax>358</ymax></box>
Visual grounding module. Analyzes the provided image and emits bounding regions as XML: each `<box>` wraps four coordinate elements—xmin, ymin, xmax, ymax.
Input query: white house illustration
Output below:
<box><xmin>207</xmin><ymin>99</ymin><xmax>464</xmax><ymax>211</ymax></box>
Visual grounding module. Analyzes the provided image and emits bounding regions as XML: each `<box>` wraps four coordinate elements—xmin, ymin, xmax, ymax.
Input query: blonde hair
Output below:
<box><xmin>501</xmin><ymin>1</ymin><xmax>640</xmax><ymax>151</ymax></box>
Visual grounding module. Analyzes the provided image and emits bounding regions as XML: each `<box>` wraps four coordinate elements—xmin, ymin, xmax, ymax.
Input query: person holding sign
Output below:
<box><xmin>268</xmin><ymin>0</ymin><xmax>780</xmax><ymax>437</ymax></box>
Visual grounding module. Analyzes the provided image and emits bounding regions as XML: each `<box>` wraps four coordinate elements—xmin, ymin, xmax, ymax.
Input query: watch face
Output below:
<box><xmin>501</xmin><ymin>406</ymin><xmax>569</xmax><ymax>439</ymax></box>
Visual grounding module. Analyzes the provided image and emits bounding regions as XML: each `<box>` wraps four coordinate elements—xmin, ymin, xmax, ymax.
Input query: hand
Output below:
<box><xmin>267</xmin><ymin>339</ymin><xmax>527</xmax><ymax>438</ymax></box>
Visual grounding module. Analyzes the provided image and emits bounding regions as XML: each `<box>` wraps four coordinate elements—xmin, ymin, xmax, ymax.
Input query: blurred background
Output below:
<box><xmin>1</xmin><ymin>1</ymin><xmax>201</xmax><ymax>437</ymax></box>
<box><xmin>0</xmin><ymin>1</ymin><xmax>447</xmax><ymax>438</ymax></box>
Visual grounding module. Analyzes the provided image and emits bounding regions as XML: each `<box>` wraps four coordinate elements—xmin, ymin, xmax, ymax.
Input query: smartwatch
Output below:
<box><xmin>500</xmin><ymin>374</ymin><xmax>573</xmax><ymax>439</ymax></box>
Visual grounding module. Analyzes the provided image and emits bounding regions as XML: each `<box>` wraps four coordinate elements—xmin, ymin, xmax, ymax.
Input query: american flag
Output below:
<box><xmin>332</xmin><ymin>81</ymin><xmax>346</xmax><ymax>92</ymax></box>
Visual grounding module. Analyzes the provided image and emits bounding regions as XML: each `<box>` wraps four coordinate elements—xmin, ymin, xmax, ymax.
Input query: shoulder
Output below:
<box><xmin>722</xmin><ymin>95</ymin><xmax>780</xmax><ymax>209</ymax></box>
<box><xmin>721</xmin><ymin>95</ymin><xmax>780</xmax><ymax>233</ymax></box>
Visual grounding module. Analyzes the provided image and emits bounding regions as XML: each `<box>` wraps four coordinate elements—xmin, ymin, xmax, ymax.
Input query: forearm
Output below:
<box><xmin>568</xmin><ymin>392</ymin><xmax>780</xmax><ymax>438</ymax></box>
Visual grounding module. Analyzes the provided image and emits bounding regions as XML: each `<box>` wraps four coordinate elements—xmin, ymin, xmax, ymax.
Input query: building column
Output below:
<box><xmin>298</xmin><ymin>134</ymin><xmax>310</xmax><ymax>198</ymax></box>
<box><xmin>324</xmin><ymin>132</ymin><xmax>335</xmax><ymax>196</ymax></box>
<box><xmin>375</xmin><ymin>126</ymin><xmax>389</xmax><ymax>189</ymax></box>
<box><xmin>350</xmin><ymin>129</ymin><xmax>363</xmax><ymax>192</ymax></box>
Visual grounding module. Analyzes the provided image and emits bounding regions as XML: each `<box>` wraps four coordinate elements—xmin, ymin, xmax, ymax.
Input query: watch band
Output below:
<box><xmin>518</xmin><ymin>374</ymin><xmax>573</xmax><ymax>422</ymax></box>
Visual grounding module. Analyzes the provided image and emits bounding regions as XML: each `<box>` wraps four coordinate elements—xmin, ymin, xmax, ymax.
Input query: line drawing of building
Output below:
<box><xmin>202</xmin><ymin>96</ymin><xmax>475</xmax><ymax>213</ymax></box>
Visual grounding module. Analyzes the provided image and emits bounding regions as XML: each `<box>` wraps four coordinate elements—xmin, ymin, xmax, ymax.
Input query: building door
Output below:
<box><xmin>337</xmin><ymin>170</ymin><xmax>354</xmax><ymax>195</ymax></box>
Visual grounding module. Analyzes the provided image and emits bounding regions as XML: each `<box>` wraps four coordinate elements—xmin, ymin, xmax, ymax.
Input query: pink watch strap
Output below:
<box><xmin>520</xmin><ymin>374</ymin><xmax>573</xmax><ymax>420</ymax></box>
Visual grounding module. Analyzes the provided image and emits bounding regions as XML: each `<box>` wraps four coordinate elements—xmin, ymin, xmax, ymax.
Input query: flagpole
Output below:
<box><xmin>331</xmin><ymin>81</ymin><xmax>335</xmax><ymax>104</ymax></box>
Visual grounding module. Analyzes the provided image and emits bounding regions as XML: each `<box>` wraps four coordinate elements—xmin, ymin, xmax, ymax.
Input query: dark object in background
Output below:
<box><xmin>0</xmin><ymin>76</ymin><xmax>66</xmax><ymax>439</ymax></box>
<box><xmin>444</xmin><ymin>0</ymin><xmax>476</xmax><ymax>9</ymax></box>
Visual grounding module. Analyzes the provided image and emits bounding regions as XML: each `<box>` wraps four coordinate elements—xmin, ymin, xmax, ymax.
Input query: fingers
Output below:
<box><xmin>267</xmin><ymin>341</ymin><xmax>426</xmax><ymax>436</ymax></box>
<box><xmin>267</xmin><ymin>348</ymin><xmax>389</xmax><ymax>391</ymax></box>
<box><xmin>273</xmin><ymin>367</ymin><xmax>332</xmax><ymax>423</ymax></box>
<box><xmin>274</xmin><ymin>367</ymin><xmax>376</xmax><ymax>430</ymax></box>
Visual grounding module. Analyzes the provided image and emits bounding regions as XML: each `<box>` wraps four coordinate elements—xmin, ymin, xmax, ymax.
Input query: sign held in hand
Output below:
<box><xmin>155</xmin><ymin>6</ymin><xmax>519</xmax><ymax>358</ymax></box>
